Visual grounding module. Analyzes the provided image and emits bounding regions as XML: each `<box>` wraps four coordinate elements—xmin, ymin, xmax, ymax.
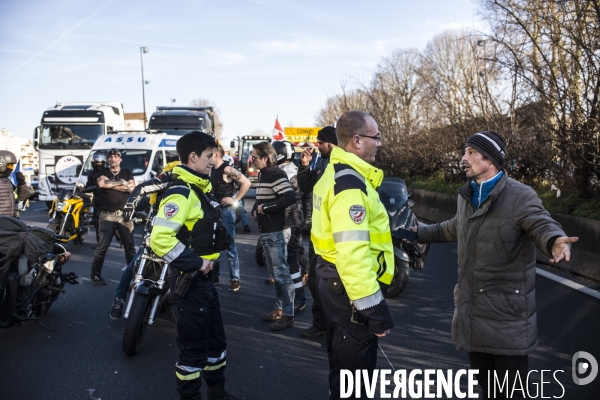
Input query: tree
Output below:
<box><xmin>479</xmin><ymin>0</ymin><xmax>600</xmax><ymax>196</ymax></box>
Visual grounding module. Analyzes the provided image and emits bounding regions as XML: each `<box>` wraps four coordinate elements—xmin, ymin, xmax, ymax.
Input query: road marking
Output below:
<box><xmin>536</xmin><ymin>267</ymin><xmax>600</xmax><ymax>300</ymax></box>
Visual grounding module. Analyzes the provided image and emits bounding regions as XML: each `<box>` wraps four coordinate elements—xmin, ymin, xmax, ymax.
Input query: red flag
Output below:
<box><xmin>273</xmin><ymin>118</ymin><xmax>285</xmax><ymax>141</ymax></box>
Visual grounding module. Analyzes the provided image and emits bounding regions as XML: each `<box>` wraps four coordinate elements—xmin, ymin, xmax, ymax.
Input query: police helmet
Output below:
<box><xmin>0</xmin><ymin>150</ymin><xmax>18</xmax><ymax>177</ymax></box>
<box><xmin>92</xmin><ymin>152</ymin><xmax>107</xmax><ymax>163</ymax></box>
<box><xmin>272</xmin><ymin>141</ymin><xmax>295</xmax><ymax>165</ymax></box>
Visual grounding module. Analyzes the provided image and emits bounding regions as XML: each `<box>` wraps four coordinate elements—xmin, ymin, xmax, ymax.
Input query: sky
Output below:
<box><xmin>0</xmin><ymin>0</ymin><xmax>484</xmax><ymax>143</ymax></box>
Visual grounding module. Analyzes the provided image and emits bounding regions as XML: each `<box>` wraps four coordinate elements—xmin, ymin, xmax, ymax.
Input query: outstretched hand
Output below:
<box><xmin>400</xmin><ymin>226</ymin><xmax>419</xmax><ymax>244</ymax></box>
<box><xmin>549</xmin><ymin>236</ymin><xmax>579</xmax><ymax>263</ymax></box>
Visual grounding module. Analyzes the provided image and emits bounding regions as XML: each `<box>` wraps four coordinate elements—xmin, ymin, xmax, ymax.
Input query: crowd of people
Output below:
<box><xmin>0</xmin><ymin>112</ymin><xmax>580</xmax><ymax>400</ymax></box>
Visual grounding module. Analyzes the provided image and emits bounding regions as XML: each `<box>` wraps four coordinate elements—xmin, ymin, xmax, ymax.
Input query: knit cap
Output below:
<box><xmin>465</xmin><ymin>131</ymin><xmax>506</xmax><ymax>170</ymax></box>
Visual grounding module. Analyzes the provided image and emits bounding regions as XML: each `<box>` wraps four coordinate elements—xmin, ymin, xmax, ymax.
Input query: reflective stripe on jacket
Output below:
<box><xmin>311</xmin><ymin>147</ymin><xmax>394</xmax><ymax>306</ymax></box>
<box><xmin>150</xmin><ymin>165</ymin><xmax>219</xmax><ymax>273</ymax></box>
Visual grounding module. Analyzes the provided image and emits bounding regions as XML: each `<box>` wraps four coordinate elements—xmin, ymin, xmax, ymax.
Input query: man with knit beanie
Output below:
<box><xmin>414</xmin><ymin>130</ymin><xmax>579</xmax><ymax>398</ymax></box>
<box><xmin>297</xmin><ymin>126</ymin><xmax>338</xmax><ymax>338</ymax></box>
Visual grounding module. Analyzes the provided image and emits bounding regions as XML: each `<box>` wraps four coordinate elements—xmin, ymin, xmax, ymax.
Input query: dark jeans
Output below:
<box><xmin>172</xmin><ymin>278</ymin><xmax>227</xmax><ymax>399</ymax></box>
<box><xmin>114</xmin><ymin>247</ymin><xmax>143</xmax><ymax>300</ymax></box>
<box><xmin>468</xmin><ymin>352</ymin><xmax>529</xmax><ymax>399</ymax></box>
<box><xmin>91</xmin><ymin>211</ymin><xmax>136</xmax><ymax>276</ymax></box>
<box><xmin>307</xmin><ymin>240</ymin><xmax>326</xmax><ymax>330</ymax></box>
<box><xmin>261</xmin><ymin>230</ymin><xmax>295</xmax><ymax>316</ymax></box>
<box><xmin>318</xmin><ymin>277</ymin><xmax>378</xmax><ymax>400</ymax></box>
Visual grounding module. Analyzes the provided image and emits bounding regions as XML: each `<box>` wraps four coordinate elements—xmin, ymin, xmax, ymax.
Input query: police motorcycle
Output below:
<box><xmin>47</xmin><ymin>184</ymin><xmax>93</xmax><ymax>244</ymax></box>
<box><xmin>0</xmin><ymin>216</ymin><xmax>79</xmax><ymax>330</ymax></box>
<box><xmin>376</xmin><ymin>177</ymin><xmax>429</xmax><ymax>298</ymax></box>
<box><xmin>122</xmin><ymin>210</ymin><xmax>173</xmax><ymax>356</ymax></box>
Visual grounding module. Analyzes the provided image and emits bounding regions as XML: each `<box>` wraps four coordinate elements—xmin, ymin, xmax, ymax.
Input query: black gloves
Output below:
<box><xmin>16</xmin><ymin>172</ymin><xmax>26</xmax><ymax>186</ymax></box>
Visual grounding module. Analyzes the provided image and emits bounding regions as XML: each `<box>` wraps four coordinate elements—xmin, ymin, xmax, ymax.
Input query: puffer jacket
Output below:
<box><xmin>418</xmin><ymin>173</ymin><xmax>565</xmax><ymax>356</ymax></box>
<box><xmin>0</xmin><ymin>178</ymin><xmax>16</xmax><ymax>217</ymax></box>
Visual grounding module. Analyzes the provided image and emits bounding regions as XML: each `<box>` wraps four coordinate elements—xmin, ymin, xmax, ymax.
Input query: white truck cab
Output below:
<box><xmin>34</xmin><ymin>101</ymin><xmax>126</xmax><ymax>206</ymax></box>
<box><xmin>77</xmin><ymin>132</ymin><xmax>180</xmax><ymax>186</ymax></box>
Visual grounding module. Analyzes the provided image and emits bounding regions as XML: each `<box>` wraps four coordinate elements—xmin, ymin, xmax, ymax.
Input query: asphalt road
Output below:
<box><xmin>1</xmin><ymin>200</ymin><xmax>599</xmax><ymax>399</ymax></box>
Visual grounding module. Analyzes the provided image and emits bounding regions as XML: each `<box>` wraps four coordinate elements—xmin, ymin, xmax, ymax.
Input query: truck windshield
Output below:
<box><xmin>81</xmin><ymin>150</ymin><xmax>153</xmax><ymax>176</ymax></box>
<box><xmin>40</xmin><ymin>124</ymin><xmax>103</xmax><ymax>149</ymax></box>
<box><xmin>152</xmin><ymin>128</ymin><xmax>199</xmax><ymax>136</ymax></box>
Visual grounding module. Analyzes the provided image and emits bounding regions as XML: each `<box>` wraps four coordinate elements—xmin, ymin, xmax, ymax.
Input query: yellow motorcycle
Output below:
<box><xmin>47</xmin><ymin>186</ymin><xmax>93</xmax><ymax>244</ymax></box>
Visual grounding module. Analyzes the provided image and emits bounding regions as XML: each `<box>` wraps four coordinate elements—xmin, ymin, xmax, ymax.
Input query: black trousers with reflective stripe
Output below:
<box><xmin>318</xmin><ymin>277</ymin><xmax>378</xmax><ymax>400</ymax></box>
<box><xmin>173</xmin><ymin>279</ymin><xmax>227</xmax><ymax>399</ymax></box>
<box><xmin>287</xmin><ymin>226</ymin><xmax>305</xmax><ymax>296</ymax></box>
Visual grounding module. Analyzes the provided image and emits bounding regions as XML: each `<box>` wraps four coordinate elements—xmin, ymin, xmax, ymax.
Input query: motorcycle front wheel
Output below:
<box><xmin>35</xmin><ymin>264</ymin><xmax>66</xmax><ymax>315</ymax></box>
<box><xmin>383</xmin><ymin>257</ymin><xmax>410</xmax><ymax>298</ymax></box>
<box><xmin>122</xmin><ymin>294</ymin><xmax>151</xmax><ymax>356</ymax></box>
<box><xmin>47</xmin><ymin>221</ymin><xmax>60</xmax><ymax>234</ymax></box>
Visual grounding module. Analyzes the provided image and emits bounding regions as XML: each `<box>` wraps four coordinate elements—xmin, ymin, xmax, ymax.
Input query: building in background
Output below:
<box><xmin>0</xmin><ymin>128</ymin><xmax>38</xmax><ymax>183</ymax></box>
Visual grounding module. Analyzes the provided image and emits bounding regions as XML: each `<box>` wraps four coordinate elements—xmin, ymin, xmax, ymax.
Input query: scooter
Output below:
<box><xmin>47</xmin><ymin>186</ymin><xmax>93</xmax><ymax>244</ymax></box>
<box><xmin>377</xmin><ymin>177</ymin><xmax>429</xmax><ymax>298</ymax></box>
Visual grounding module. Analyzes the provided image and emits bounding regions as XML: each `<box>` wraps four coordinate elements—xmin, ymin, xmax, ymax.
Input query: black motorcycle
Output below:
<box><xmin>122</xmin><ymin>212</ymin><xmax>173</xmax><ymax>356</ymax></box>
<box><xmin>0</xmin><ymin>217</ymin><xmax>79</xmax><ymax>329</ymax></box>
<box><xmin>377</xmin><ymin>177</ymin><xmax>429</xmax><ymax>298</ymax></box>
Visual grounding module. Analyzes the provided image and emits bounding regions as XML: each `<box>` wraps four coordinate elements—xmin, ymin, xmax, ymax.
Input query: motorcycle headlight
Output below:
<box><xmin>43</xmin><ymin>260</ymin><xmax>54</xmax><ymax>273</ymax></box>
<box><xmin>56</xmin><ymin>202</ymin><xmax>67</xmax><ymax>211</ymax></box>
<box><xmin>248</xmin><ymin>167</ymin><xmax>254</xmax><ymax>172</ymax></box>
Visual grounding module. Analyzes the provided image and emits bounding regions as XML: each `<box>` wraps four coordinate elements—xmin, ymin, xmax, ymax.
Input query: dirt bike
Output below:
<box><xmin>0</xmin><ymin>218</ymin><xmax>79</xmax><ymax>329</ymax></box>
<box><xmin>122</xmin><ymin>211</ymin><xmax>173</xmax><ymax>356</ymax></box>
<box><xmin>47</xmin><ymin>186</ymin><xmax>93</xmax><ymax>244</ymax></box>
<box><xmin>377</xmin><ymin>177</ymin><xmax>429</xmax><ymax>298</ymax></box>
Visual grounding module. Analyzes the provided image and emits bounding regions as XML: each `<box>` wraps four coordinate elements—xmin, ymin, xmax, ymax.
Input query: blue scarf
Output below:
<box><xmin>471</xmin><ymin>171</ymin><xmax>504</xmax><ymax>209</ymax></box>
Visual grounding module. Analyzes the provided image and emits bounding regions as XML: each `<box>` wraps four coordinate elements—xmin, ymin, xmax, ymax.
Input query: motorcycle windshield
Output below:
<box><xmin>377</xmin><ymin>177</ymin><xmax>409</xmax><ymax>213</ymax></box>
<box><xmin>58</xmin><ymin>189</ymin><xmax>74</xmax><ymax>201</ymax></box>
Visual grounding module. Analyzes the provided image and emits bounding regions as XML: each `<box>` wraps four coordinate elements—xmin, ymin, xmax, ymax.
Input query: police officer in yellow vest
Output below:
<box><xmin>311</xmin><ymin>111</ymin><xmax>394</xmax><ymax>400</ymax></box>
<box><xmin>150</xmin><ymin>132</ymin><xmax>239</xmax><ymax>400</ymax></box>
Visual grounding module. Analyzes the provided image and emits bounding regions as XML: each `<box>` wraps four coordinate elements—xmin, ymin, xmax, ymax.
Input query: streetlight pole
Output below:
<box><xmin>140</xmin><ymin>46</ymin><xmax>149</xmax><ymax>126</ymax></box>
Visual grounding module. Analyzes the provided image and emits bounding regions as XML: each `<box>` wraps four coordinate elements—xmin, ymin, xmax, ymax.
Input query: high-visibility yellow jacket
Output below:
<box><xmin>150</xmin><ymin>165</ymin><xmax>219</xmax><ymax>272</ymax></box>
<box><xmin>149</xmin><ymin>160</ymin><xmax>180</xmax><ymax>205</ymax></box>
<box><xmin>311</xmin><ymin>146</ymin><xmax>394</xmax><ymax>309</ymax></box>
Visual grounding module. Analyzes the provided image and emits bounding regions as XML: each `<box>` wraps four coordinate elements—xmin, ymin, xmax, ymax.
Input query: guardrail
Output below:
<box><xmin>409</xmin><ymin>188</ymin><xmax>600</xmax><ymax>284</ymax></box>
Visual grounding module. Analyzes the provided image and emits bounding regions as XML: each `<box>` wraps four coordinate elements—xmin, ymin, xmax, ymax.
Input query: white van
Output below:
<box><xmin>77</xmin><ymin>133</ymin><xmax>180</xmax><ymax>186</ymax></box>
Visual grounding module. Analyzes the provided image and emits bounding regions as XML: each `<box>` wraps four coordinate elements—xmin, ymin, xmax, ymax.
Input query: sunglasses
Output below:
<box><xmin>251</xmin><ymin>155</ymin><xmax>263</xmax><ymax>162</ymax></box>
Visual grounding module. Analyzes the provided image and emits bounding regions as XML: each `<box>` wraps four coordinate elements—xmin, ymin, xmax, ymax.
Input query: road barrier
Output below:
<box><xmin>410</xmin><ymin>188</ymin><xmax>600</xmax><ymax>284</ymax></box>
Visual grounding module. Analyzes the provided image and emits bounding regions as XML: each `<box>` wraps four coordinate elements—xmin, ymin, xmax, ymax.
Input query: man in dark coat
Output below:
<box><xmin>296</xmin><ymin>126</ymin><xmax>337</xmax><ymax>338</ymax></box>
<box><xmin>415</xmin><ymin>131</ymin><xmax>579</xmax><ymax>398</ymax></box>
